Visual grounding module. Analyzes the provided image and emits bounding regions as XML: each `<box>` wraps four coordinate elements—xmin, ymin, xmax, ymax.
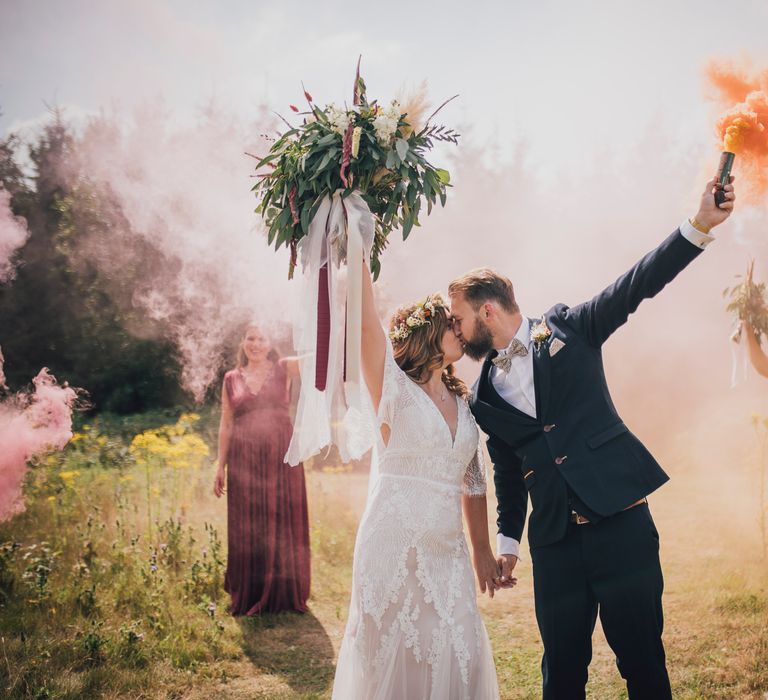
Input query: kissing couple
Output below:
<box><xmin>330</xmin><ymin>173</ymin><xmax>735</xmax><ymax>700</ymax></box>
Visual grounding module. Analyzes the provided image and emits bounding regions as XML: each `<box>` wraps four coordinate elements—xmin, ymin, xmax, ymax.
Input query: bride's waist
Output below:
<box><xmin>377</xmin><ymin>472</ymin><xmax>463</xmax><ymax>494</ymax></box>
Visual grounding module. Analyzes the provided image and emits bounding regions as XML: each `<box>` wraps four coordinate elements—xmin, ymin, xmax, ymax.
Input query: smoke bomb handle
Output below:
<box><xmin>714</xmin><ymin>151</ymin><xmax>735</xmax><ymax>209</ymax></box>
<box><xmin>714</xmin><ymin>189</ymin><xmax>728</xmax><ymax>208</ymax></box>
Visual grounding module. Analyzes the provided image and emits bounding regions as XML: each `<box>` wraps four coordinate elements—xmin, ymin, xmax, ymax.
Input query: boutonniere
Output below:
<box><xmin>531</xmin><ymin>317</ymin><xmax>552</xmax><ymax>350</ymax></box>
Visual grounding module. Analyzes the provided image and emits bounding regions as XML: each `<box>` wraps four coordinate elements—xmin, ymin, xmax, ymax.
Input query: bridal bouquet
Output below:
<box><xmin>252</xmin><ymin>63</ymin><xmax>458</xmax><ymax>279</ymax></box>
<box><xmin>252</xmin><ymin>62</ymin><xmax>460</xmax><ymax>467</ymax></box>
<box><xmin>724</xmin><ymin>260</ymin><xmax>768</xmax><ymax>344</ymax></box>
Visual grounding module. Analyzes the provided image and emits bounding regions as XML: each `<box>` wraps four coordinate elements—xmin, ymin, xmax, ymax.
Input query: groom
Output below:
<box><xmin>448</xmin><ymin>175</ymin><xmax>736</xmax><ymax>700</ymax></box>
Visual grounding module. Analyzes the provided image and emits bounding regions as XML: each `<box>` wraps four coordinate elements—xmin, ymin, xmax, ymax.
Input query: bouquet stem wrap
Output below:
<box><xmin>284</xmin><ymin>191</ymin><xmax>375</xmax><ymax>466</ymax></box>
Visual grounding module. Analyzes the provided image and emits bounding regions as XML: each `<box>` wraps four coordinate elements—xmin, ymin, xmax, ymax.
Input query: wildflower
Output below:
<box><xmin>351</xmin><ymin>126</ymin><xmax>362</xmax><ymax>159</ymax></box>
<box><xmin>289</xmin><ymin>185</ymin><xmax>299</xmax><ymax>225</ymax></box>
<box><xmin>178</xmin><ymin>412</ymin><xmax>201</xmax><ymax>424</ymax></box>
<box><xmin>327</xmin><ymin>104</ymin><xmax>351</xmax><ymax>136</ymax></box>
<box><xmin>289</xmin><ymin>105</ymin><xmax>299</xmax><ymax>113</ymax></box>
<box><xmin>373</xmin><ymin>100</ymin><xmax>402</xmax><ymax>145</ymax></box>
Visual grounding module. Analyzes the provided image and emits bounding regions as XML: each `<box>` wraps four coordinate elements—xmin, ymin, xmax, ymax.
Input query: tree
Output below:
<box><xmin>0</xmin><ymin>112</ymin><xmax>187</xmax><ymax>413</ymax></box>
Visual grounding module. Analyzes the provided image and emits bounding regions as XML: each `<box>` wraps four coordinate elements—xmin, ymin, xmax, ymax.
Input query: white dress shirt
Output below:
<box><xmin>495</xmin><ymin>221</ymin><xmax>714</xmax><ymax>559</ymax></box>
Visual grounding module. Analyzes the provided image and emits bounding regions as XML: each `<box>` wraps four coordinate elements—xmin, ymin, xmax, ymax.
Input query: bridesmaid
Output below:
<box><xmin>213</xmin><ymin>325</ymin><xmax>311</xmax><ymax>615</ymax></box>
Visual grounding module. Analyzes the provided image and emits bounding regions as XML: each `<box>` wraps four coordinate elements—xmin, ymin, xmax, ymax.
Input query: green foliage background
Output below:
<box><xmin>0</xmin><ymin>111</ymin><xmax>191</xmax><ymax>414</ymax></box>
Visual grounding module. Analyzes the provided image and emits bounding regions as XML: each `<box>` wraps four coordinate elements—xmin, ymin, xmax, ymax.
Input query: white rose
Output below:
<box><xmin>327</xmin><ymin>104</ymin><xmax>351</xmax><ymax>136</ymax></box>
<box><xmin>373</xmin><ymin>114</ymin><xmax>398</xmax><ymax>145</ymax></box>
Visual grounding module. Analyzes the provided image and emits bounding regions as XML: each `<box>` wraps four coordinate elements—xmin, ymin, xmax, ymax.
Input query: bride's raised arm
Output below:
<box><xmin>361</xmin><ymin>259</ymin><xmax>387</xmax><ymax>412</ymax></box>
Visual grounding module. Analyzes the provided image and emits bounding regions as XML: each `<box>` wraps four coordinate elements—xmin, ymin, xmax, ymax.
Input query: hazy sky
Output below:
<box><xmin>1</xmin><ymin>0</ymin><xmax>768</xmax><ymax>460</ymax></box>
<box><xmin>2</xmin><ymin>0</ymin><xmax>768</xmax><ymax>180</ymax></box>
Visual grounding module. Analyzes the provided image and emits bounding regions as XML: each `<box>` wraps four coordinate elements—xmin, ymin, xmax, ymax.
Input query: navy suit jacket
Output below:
<box><xmin>470</xmin><ymin>229</ymin><xmax>704</xmax><ymax>548</ymax></box>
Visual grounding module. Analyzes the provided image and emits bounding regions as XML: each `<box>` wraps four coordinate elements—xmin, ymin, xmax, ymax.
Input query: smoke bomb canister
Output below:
<box><xmin>714</xmin><ymin>151</ymin><xmax>735</xmax><ymax>209</ymax></box>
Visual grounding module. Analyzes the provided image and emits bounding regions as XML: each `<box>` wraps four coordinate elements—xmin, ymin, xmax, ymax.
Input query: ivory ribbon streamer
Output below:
<box><xmin>344</xmin><ymin>198</ymin><xmax>364</xmax><ymax>409</ymax></box>
<box><xmin>730</xmin><ymin>338</ymin><xmax>749</xmax><ymax>388</ymax></box>
<box><xmin>284</xmin><ymin>190</ymin><xmax>375</xmax><ymax>466</ymax></box>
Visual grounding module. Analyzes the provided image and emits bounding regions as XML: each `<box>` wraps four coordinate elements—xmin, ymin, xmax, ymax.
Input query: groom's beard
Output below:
<box><xmin>461</xmin><ymin>317</ymin><xmax>495</xmax><ymax>361</ymax></box>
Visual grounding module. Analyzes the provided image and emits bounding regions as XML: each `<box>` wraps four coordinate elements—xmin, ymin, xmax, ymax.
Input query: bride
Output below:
<box><xmin>331</xmin><ymin>260</ymin><xmax>504</xmax><ymax>699</ymax></box>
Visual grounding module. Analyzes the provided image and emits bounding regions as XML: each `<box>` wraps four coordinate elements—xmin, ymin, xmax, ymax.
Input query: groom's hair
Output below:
<box><xmin>448</xmin><ymin>268</ymin><xmax>519</xmax><ymax>314</ymax></box>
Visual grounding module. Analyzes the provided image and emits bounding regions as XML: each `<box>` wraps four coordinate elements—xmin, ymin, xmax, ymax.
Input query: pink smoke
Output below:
<box><xmin>0</xmin><ymin>186</ymin><xmax>29</xmax><ymax>283</ymax></box>
<box><xmin>63</xmin><ymin>107</ymin><xmax>297</xmax><ymax>401</ymax></box>
<box><xmin>0</xmin><ymin>350</ymin><xmax>78</xmax><ymax>522</ymax></box>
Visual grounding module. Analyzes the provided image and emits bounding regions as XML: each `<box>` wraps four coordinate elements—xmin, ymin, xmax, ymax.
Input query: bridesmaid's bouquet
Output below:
<box><xmin>725</xmin><ymin>260</ymin><xmax>768</xmax><ymax>344</ymax></box>
<box><xmin>251</xmin><ymin>61</ymin><xmax>459</xmax><ymax>279</ymax></box>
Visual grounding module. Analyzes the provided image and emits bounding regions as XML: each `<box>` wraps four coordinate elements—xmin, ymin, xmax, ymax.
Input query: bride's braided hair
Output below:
<box><xmin>389</xmin><ymin>294</ymin><xmax>469</xmax><ymax>399</ymax></box>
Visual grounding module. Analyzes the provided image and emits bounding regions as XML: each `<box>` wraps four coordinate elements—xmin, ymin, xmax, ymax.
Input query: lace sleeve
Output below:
<box><xmin>377</xmin><ymin>338</ymin><xmax>408</xmax><ymax>429</ymax></box>
<box><xmin>462</xmin><ymin>443</ymin><xmax>488</xmax><ymax>497</ymax></box>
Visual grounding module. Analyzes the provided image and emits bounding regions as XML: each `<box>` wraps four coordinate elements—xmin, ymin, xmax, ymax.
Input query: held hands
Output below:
<box><xmin>496</xmin><ymin>553</ymin><xmax>519</xmax><ymax>590</ymax></box>
<box><xmin>474</xmin><ymin>550</ymin><xmax>502</xmax><ymax>598</ymax></box>
<box><xmin>473</xmin><ymin>551</ymin><xmax>519</xmax><ymax>598</ymax></box>
<box><xmin>693</xmin><ymin>175</ymin><xmax>735</xmax><ymax>232</ymax></box>
<box><xmin>213</xmin><ymin>462</ymin><xmax>226</xmax><ymax>498</ymax></box>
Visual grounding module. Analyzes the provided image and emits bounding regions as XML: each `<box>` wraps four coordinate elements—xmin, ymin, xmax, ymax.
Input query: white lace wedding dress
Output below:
<box><xmin>332</xmin><ymin>343</ymin><xmax>500</xmax><ymax>699</ymax></box>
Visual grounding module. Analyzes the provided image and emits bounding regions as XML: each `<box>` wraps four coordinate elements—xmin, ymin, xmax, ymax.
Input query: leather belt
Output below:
<box><xmin>570</xmin><ymin>497</ymin><xmax>647</xmax><ymax>525</ymax></box>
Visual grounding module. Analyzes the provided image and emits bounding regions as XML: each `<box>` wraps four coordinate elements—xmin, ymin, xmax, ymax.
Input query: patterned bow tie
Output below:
<box><xmin>492</xmin><ymin>338</ymin><xmax>529</xmax><ymax>372</ymax></box>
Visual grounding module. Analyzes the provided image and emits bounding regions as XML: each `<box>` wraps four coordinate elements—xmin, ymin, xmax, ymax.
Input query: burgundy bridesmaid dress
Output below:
<box><xmin>223</xmin><ymin>362</ymin><xmax>311</xmax><ymax>615</ymax></box>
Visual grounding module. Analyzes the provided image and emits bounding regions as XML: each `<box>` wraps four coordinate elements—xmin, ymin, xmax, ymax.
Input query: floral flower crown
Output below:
<box><xmin>389</xmin><ymin>294</ymin><xmax>447</xmax><ymax>343</ymax></box>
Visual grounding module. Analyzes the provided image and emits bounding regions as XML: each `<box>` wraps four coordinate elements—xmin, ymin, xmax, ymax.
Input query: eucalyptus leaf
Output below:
<box><xmin>311</xmin><ymin>148</ymin><xmax>339</xmax><ymax>179</ymax></box>
<box><xmin>402</xmin><ymin>215</ymin><xmax>414</xmax><ymax>240</ymax></box>
<box><xmin>300</xmin><ymin>201</ymin><xmax>311</xmax><ymax>234</ymax></box>
<box><xmin>316</xmin><ymin>133</ymin><xmax>339</xmax><ymax>147</ymax></box>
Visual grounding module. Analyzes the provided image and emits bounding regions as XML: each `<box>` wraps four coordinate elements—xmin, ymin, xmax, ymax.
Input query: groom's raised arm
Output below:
<box><xmin>566</xmin><ymin>176</ymin><xmax>735</xmax><ymax>347</ymax></box>
<box><xmin>565</xmin><ymin>224</ymin><xmax>708</xmax><ymax>347</ymax></box>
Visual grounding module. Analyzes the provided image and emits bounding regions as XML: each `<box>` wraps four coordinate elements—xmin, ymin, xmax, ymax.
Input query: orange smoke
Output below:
<box><xmin>707</xmin><ymin>62</ymin><xmax>768</xmax><ymax>199</ymax></box>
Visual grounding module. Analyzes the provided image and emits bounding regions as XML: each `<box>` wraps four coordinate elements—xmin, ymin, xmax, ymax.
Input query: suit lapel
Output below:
<box><xmin>531</xmin><ymin>317</ymin><xmax>551</xmax><ymax>420</ymax></box>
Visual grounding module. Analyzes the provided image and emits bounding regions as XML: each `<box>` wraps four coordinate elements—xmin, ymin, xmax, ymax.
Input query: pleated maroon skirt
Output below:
<box><xmin>223</xmin><ymin>365</ymin><xmax>310</xmax><ymax>615</ymax></box>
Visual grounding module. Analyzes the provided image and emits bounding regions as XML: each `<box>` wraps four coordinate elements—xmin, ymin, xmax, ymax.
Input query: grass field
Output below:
<box><xmin>1</xmin><ymin>412</ymin><xmax>767</xmax><ymax>699</ymax></box>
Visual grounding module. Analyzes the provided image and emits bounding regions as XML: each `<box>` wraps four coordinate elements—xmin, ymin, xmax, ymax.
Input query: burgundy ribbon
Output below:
<box><xmin>315</xmin><ymin>265</ymin><xmax>331</xmax><ymax>391</ymax></box>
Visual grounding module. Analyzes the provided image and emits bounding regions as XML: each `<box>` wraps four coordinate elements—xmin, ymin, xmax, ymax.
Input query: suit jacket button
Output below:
<box><xmin>543</xmin><ymin>424</ymin><xmax>556</xmax><ymax>432</ymax></box>
<box><xmin>554</xmin><ymin>455</ymin><xmax>568</xmax><ymax>465</ymax></box>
